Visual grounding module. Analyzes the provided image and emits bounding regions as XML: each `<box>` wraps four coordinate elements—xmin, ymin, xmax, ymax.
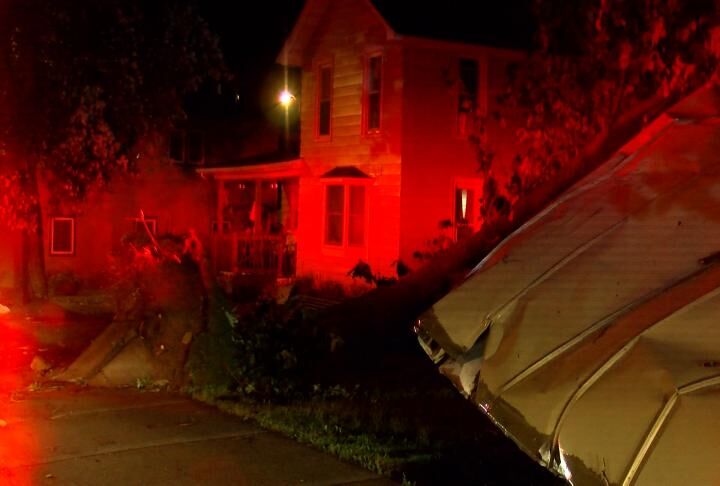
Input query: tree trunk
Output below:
<box><xmin>21</xmin><ymin>167</ymin><xmax>47</xmax><ymax>302</ymax></box>
<box><xmin>22</xmin><ymin>223</ymin><xmax>47</xmax><ymax>302</ymax></box>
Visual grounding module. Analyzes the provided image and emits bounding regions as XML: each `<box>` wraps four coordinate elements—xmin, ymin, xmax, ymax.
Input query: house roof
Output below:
<box><xmin>419</xmin><ymin>84</ymin><xmax>720</xmax><ymax>485</ymax></box>
<box><xmin>196</xmin><ymin>155</ymin><xmax>307</xmax><ymax>180</ymax></box>
<box><xmin>320</xmin><ymin>166</ymin><xmax>371</xmax><ymax>179</ymax></box>
<box><xmin>278</xmin><ymin>0</ymin><xmax>531</xmax><ymax>66</ymax></box>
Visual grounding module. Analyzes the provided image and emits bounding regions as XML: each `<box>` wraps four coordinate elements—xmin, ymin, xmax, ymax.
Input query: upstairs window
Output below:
<box><xmin>317</xmin><ymin>65</ymin><xmax>333</xmax><ymax>138</ymax></box>
<box><xmin>169</xmin><ymin>130</ymin><xmax>185</xmax><ymax>162</ymax></box>
<box><xmin>169</xmin><ymin>129</ymin><xmax>204</xmax><ymax>165</ymax></box>
<box><xmin>457</xmin><ymin>58</ymin><xmax>479</xmax><ymax>137</ymax></box>
<box><xmin>364</xmin><ymin>54</ymin><xmax>382</xmax><ymax>133</ymax></box>
<box><xmin>50</xmin><ymin>217</ymin><xmax>75</xmax><ymax>255</ymax></box>
<box><xmin>186</xmin><ymin>131</ymin><xmax>204</xmax><ymax>164</ymax></box>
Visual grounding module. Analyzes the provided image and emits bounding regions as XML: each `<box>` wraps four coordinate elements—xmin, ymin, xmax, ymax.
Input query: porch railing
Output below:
<box><xmin>214</xmin><ymin>233</ymin><xmax>296</xmax><ymax>277</ymax></box>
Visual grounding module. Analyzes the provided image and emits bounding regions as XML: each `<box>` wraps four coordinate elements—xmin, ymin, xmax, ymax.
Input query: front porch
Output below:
<box><xmin>198</xmin><ymin>159</ymin><xmax>305</xmax><ymax>280</ymax></box>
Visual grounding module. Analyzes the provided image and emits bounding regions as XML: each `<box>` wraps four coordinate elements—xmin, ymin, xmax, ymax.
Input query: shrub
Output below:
<box><xmin>230</xmin><ymin>298</ymin><xmax>328</xmax><ymax>402</ymax></box>
<box><xmin>48</xmin><ymin>271</ymin><xmax>82</xmax><ymax>296</ymax></box>
<box><xmin>185</xmin><ymin>288</ymin><xmax>238</xmax><ymax>394</ymax></box>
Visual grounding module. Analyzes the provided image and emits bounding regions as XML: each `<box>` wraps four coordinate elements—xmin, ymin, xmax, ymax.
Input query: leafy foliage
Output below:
<box><xmin>477</xmin><ymin>0</ymin><xmax>720</xmax><ymax>221</ymax></box>
<box><xmin>0</xmin><ymin>0</ymin><xmax>226</xmax><ymax>228</ymax></box>
<box><xmin>185</xmin><ymin>288</ymin><xmax>238</xmax><ymax>395</ymax></box>
<box><xmin>230</xmin><ymin>299</ymin><xmax>327</xmax><ymax>401</ymax></box>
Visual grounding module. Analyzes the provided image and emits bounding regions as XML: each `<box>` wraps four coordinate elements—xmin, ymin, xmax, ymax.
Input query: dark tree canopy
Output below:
<box><xmin>477</xmin><ymin>0</ymin><xmax>720</xmax><ymax>222</ymax></box>
<box><xmin>0</xmin><ymin>0</ymin><xmax>226</xmax><ymax>228</ymax></box>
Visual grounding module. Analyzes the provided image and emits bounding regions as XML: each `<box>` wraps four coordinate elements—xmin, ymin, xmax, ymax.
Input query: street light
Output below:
<box><xmin>279</xmin><ymin>89</ymin><xmax>295</xmax><ymax>153</ymax></box>
<box><xmin>278</xmin><ymin>89</ymin><xmax>295</xmax><ymax>107</ymax></box>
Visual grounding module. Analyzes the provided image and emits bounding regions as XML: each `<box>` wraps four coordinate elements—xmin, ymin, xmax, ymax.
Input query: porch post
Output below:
<box><xmin>253</xmin><ymin>179</ymin><xmax>262</xmax><ymax>235</ymax></box>
<box><xmin>214</xmin><ymin>179</ymin><xmax>226</xmax><ymax>274</ymax></box>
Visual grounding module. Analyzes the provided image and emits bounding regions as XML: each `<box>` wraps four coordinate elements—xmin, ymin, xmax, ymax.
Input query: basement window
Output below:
<box><xmin>50</xmin><ymin>217</ymin><xmax>75</xmax><ymax>255</ymax></box>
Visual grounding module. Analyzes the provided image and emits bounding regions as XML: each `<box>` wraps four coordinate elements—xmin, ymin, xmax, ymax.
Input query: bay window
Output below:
<box><xmin>324</xmin><ymin>184</ymin><xmax>367</xmax><ymax>247</ymax></box>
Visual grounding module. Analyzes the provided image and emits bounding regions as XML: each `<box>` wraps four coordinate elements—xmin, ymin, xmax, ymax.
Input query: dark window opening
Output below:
<box><xmin>169</xmin><ymin>129</ymin><xmax>204</xmax><ymax>165</ymax></box>
<box><xmin>325</xmin><ymin>185</ymin><xmax>344</xmax><ymax>245</ymax></box>
<box><xmin>458</xmin><ymin>58</ymin><xmax>478</xmax><ymax>136</ymax></box>
<box><xmin>186</xmin><ymin>131</ymin><xmax>204</xmax><ymax>164</ymax></box>
<box><xmin>134</xmin><ymin>218</ymin><xmax>157</xmax><ymax>236</ymax></box>
<box><xmin>366</xmin><ymin>55</ymin><xmax>382</xmax><ymax>132</ymax></box>
<box><xmin>169</xmin><ymin>131</ymin><xmax>184</xmax><ymax>161</ymax></box>
<box><xmin>50</xmin><ymin>218</ymin><xmax>75</xmax><ymax>255</ymax></box>
<box><xmin>317</xmin><ymin>66</ymin><xmax>332</xmax><ymax>137</ymax></box>
<box><xmin>348</xmin><ymin>186</ymin><xmax>366</xmax><ymax>246</ymax></box>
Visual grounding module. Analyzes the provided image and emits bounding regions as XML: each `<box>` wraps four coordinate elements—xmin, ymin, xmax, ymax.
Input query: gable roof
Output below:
<box><xmin>320</xmin><ymin>166</ymin><xmax>371</xmax><ymax>179</ymax></box>
<box><xmin>278</xmin><ymin>0</ymin><xmax>531</xmax><ymax>66</ymax></box>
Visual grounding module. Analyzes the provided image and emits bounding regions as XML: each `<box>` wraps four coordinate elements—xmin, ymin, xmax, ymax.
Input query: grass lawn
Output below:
<box><xmin>193</xmin><ymin>338</ymin><xmax>566</xmax><ymax>486</ymax></box>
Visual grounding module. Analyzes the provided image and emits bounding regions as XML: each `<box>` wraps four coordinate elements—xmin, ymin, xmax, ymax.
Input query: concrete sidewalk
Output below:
<box><xmin>0</xmin><ymin>387</ymin><xmax>396</xmax><ymax>485</ymax></box>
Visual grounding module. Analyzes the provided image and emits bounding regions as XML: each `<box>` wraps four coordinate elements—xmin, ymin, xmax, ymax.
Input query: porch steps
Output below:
<box><xmin>291</xmin><ymin>295</ymin><xmax>340</xmax><ymax>313</ymax></box>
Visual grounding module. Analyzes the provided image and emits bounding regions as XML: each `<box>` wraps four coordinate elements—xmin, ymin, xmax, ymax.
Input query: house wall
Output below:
<box><xmin>41</xmin><ymin>156</ymin><xmax>213</xmax><ymax>284</ymax></box>
<box><xmin>399</xmin><ymin>43</ymin><xmax>521</xmax><ymax>266</ymax></box>
<box><xmin>295</xmin><ymin>0</ymin><xmax>403</xmax><ymax>281</ymax></box>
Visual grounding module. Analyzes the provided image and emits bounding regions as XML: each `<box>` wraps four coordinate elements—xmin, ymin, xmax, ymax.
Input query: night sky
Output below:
<box><xmin>191</xmin><ymin>0</ymin><xmax>305</xmax><ymax>120</ymax></box>
<box><xmin>191</xmin><ymin>0</ymin><xmax>534</xmax><ymax>120</ymax></box>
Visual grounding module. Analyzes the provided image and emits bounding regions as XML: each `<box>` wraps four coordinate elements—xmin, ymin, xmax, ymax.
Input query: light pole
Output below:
<box><xmin>278</xmin><ymin>89</ymin><xmax>295</xmax><ymax>153</ymax></box>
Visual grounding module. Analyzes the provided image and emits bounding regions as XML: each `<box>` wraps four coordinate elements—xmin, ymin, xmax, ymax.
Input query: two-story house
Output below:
<box><xmin>200</xmin><ymin>0</ymin><xmax>525</xmax><ymax>282</ymax></box>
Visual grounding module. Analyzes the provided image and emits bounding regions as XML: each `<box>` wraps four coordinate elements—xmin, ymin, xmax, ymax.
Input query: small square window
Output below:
<box><xmin>134</xmin><ymin>218</ymin><xmax>157</xmax><ymax>236</ymax></box>
<box><xmin>50</xmin><ymin>217</ymin><xmax>75</xmax><ymax>255</ymax></box>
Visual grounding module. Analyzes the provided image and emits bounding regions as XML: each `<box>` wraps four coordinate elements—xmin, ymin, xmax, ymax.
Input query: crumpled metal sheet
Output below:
<box><xmin>418</xmin><ymin>85</ymin><xmax>720</xmax><ymax>486</ymax></box>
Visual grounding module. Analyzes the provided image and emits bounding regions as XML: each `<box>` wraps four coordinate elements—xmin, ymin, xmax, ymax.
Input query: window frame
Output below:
<box><xmin>168</xmin><ymin>129</ymin><xmax>204</xmax><ymax>165</ymax></box>
<box><xmin>315</xmin><ymin>62</ymin><xmax>334</xmax><ymax>141</ymax></box>
<box><xmin>362</xmin><ymin>52</ymin><xmax>383</xmax><ymax>135</ymax></box>
<box><xmin>452</xmin><ymin>177</ymin><xmax>484</xmax><ymax>241</ymax></box>
<box><xmin>185</xmin><ymin>130</ymin><xmax>205</xmax><ymax>165</ymax></box>
<box><xmin>321</xmin><ymin>179</ymin><xmax>371</xmax><ymax>249</ymax></box>
<box><xmin>168</xmin><ymin>129</ymin><xmax>185</xmax><ymax>162</ymax></box>
<box><xmin>133</xmin><ymin>217</ymin><xmax>157</xmax><ymax>236</ymax></box>
<box><xmin>49</xmin><ymin>217</ymin><xmax>75</xmax><ymax>256</ymax></box>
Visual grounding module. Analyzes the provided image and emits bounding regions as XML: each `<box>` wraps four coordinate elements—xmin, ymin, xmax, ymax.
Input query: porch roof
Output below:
<box><xmin>196</xmin><ymin>158</ymin><xmax>307</xmax><ymax>181</ymax></box>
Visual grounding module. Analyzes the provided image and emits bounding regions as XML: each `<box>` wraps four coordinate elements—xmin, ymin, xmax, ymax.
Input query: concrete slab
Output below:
<box><xmin>0</xmin><ymin>388</ymin><xmax>396</xmax><ymax>485</ymax></box>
